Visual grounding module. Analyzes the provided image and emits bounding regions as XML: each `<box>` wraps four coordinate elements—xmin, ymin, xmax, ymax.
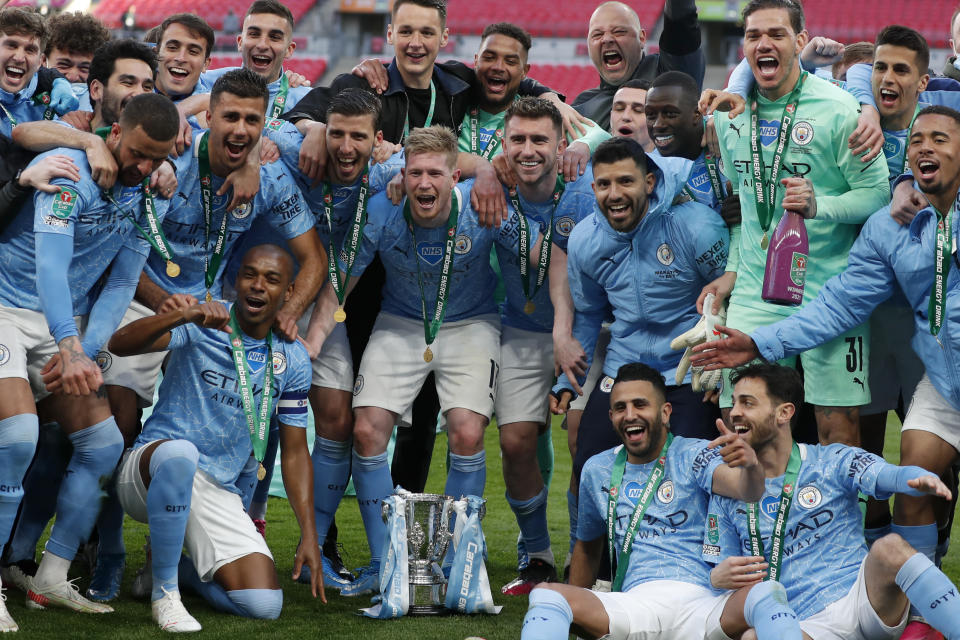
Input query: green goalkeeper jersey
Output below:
<box><xmin>714</xmin><ymin>72</ymin><xmax>889</xmax><ymax>317</ymax></box>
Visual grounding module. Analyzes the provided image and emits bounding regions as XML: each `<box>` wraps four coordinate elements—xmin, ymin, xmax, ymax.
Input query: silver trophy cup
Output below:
<box><xmin>384</xmin><ymin>492</ymin><xmax>454</xmax><ymax>615</ymax></box>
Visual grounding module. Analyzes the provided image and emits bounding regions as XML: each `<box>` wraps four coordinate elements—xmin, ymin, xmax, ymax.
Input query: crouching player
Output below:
<box><xmin>522</xmin><ymin>363</ymin><xmax>808</xmax><ymax>640</ymax></box>
<box><xmin>106</xmin><ymin>245</ymin><xmax>323</xmax><ymax>632</ymax></box>
<box><xmin>703</xmin><ymin>364</ymin><xmax>959</xmax><ymax>640</ymax></box>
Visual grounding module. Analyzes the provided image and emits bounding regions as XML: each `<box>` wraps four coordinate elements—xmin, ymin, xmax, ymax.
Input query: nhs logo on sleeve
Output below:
<box><xmin>760</xmin><ymin>495</ymin><xmax>780</xmax><ymax>520</ymax></box>
<box><xmin>758</xmin><ymin>120</ymin><xmax>780</xmax><ymax>147</ymax></box>
<box><xmin>417</xmin><ymin>241</ymin><xmax>444</xmax><ymax>266</ymax></box>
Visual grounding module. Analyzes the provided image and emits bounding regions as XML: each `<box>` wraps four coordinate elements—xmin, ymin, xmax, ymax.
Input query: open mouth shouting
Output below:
<box><xmin>249</xmin><ymin>53</ymin><xmax>273</xmax><ymax>73</ymax></box>
<box><xmin>755</xmin><ymin>55</ymin><xmax>780</xmax><ymax>82</ymax></box>
<box><xmin>878</xmin><ymin>87</ymin><xmax>899</xmax><ymax>110</ymax></box>
<box><xmin>3</xmin><ymin>65</ymin><xmax>25</xmax><ymax>87</ymax></box>
<box><xmin>414</xmin><ymin>192</ymin><xmax>437</xmax><ymax>211</ymax></box>
<box><xmin>167</xmin><ymin>65</ymin><xmax>191</xmax><ymax>83</ymax></box>
<box><xmin>335</xmin><ymin>155</ymin><xmax>360</xmax><ymax>177</ymax></box>
<box><xmin>224</xmin><ymin>139</ymin><xmax>248</xmax><ymax>162</ymax></box>
<box><xmin>243</xmin><ymin>294</ymin><xmax>268</xmax><ymax>315</ymax></box>
<box><xmin>606</xmin><ymin>200</ymin><xmax>632</xmax><ymax>224</ymax></box>
<box><xmin>622</xmin><ymin>421</ymin><xmax>648</xmax><ymax>446</ymax></box>
<box><xmin>915</xmin><ymin>155</ymin><xmax>940</xmax><ymax>182</ymax></box>
<box><xmin>484</xmin><ymin>74</ymin><xmax>508</xmax><ymax>96</ymax></box>
<box><xmin>601</xmin><ymin>47</ymin><xmax>624</xmax><ymax>74</ymax></box>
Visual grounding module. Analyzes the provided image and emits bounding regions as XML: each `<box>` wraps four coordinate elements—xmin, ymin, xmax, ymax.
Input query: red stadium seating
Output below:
<box><xmin>446</xmin><ymin>0</ymin><xmax>665</xmax><ymax>39</ymax></box>
<box><xmin>93</xmin><ymin>0</ymin><xmax>318</xmax><ymax>31</ymax></box>
<box><xmin>803</xmin><ymin>0</ymin><xmax>953</xmax><ymax>49</ymax></box>
<box><xmin>208</xmin><ymin>55</ymin><xmax>328</xmax><ymax>83</ymax></box>
<box><xmin>528</xmin><ymin>63</ymin><xmax>599</xmax><ymax>105</ymax></box>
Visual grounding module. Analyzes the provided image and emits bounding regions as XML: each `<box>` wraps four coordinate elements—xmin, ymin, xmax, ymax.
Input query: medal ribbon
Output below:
<box><xmin>268</xmin><ymin>74</ymin><xmax>289</xmax><ymax>120</ymax></box>
<box><xmin>606</xmin><ymin>433</ymin><xmax>673</xmax><ymax>592</ymax></box>
<box><xmin>749</xmin><ymin>72</ymin><xmax>806</xmax><ymax>237</ymax></box>
<box><xmin>512</xmin><ymin>176</ymin><xmax>564</xmax><ymax>307</ymax></box>
<box><xmin>324</xmin><ymin>169</ymin><xmax>370</xmax><ymax>307</ymax></box>
<box><xmin>403</xmin><ymin>188</ymin><xmax>460</xmax><ymax>348</ymax></box>
<box><xmin>403</xmin><ymin>79</ymin><xmax>436</xmax><ymax>141</ymax></box>
<box><xmin>747</xmin><ymin>442</ymin><xmax>801</xmax><ymax>582</ymax></box>
<box><xmin>928</xmin><ymin>195</ymin><xmax>956</xmax><ymax>336</ymax></box>
<box><xmin>197</xmin><ymin>132</ymin><xmax>230</xmax><ymax>294</ymax></box>
<box><xmin>102</xmin><ymin>179</ymin><xmax>175</xmax><ymax>263</ymax></box>
<box><xmin>227</xmin><ymin>307</ymin><xmax>274</xmax><ymax>464</ymax></box>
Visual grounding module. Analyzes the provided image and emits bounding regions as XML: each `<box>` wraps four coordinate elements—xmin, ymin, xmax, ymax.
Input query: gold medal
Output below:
<box><xmin>523</xmin><ymin>300</ymin><xmax>536</xmax><ymax>314</ymax></box>
<box><xmin>423</xmin><ymin>347</ymin><xmax>433</xmax><ymax>363</ymax></box>
<box><xmin>205</xmin><ymin>291</ymin><xmax>213</xmax><ymax>303</ymax></box>
<box><xmin>166</xmin><ymin>260</ymin><xmax>180</xmax><ymax>278</ymax></box>
<box><xmin>257</xmin><ymin>463</ymin><xmax>266</xmax><ymax>481</ymax></box>
<box><xmin>760</xmin><ymin>232</ymin><xmax>769</xmax><ymax>250</ymax></box>
<box><xmin>333</xmin><ymin>307</ymin><xmax>347</xmax><ymax>323</ymax></box>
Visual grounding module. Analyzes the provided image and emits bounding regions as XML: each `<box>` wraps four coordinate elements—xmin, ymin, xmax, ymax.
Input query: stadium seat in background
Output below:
<box><xmin>92</xmin><ymin>0</ymin><xmax>319</xmax><ymax>31</ymax></box>
<box><xmin>207</xmin><ymin>54</ymin><xmax>328</xmax><ymax>83</ymax></box>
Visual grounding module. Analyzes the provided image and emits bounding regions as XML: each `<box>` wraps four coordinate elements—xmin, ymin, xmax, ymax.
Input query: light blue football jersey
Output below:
<box><xmin>579</xmin><ymin>436</ymin><xmax>725</xmax><ymax>592</ymax></box>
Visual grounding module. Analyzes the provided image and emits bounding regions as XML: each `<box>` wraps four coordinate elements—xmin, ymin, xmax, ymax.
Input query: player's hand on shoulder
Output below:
<box><xmin>471</xmin><ymin>161</ymin><xmax>508</xmax><ymax>227</ymax></box>
<box><xmin>561</xmin><ymin>141</ymin><xmax>590</xmax><ymax>182</ymax></box>
<box><xmin>372</xmin><ymin>141</ymin><xmax>401</xmax><ymax>165</ymax></box>
<box><xmin>351</xmin><ymin>58</ymin><xmax>389</xmax><ymax>94</ymax></box>
<box><xmin>220</xmin><ymin>160</ymin><xmax>260</xmax><ymax>212</ymax></box>
<box><xmin>273</xmin><ymin>309</ymin><xmax>299</xmax><ymax>341</ymax></box>
<box><xmin>710</xmin><ymin>556</ymin><xmax>768</xmax><ymax>590</ymax></box>
<box><xmin>698</xmin><ymin>90</ymin><xmax>745</xmax><ymax>119</ymax></box>
<box><xmin>849</xmin><ymin>105</ymin><xmax>883</xmax><ymax>163</ymax></box>
<box><xmin>491</xmin><ymin>153</ymin><xmax>518</xmax><ymax>192</ymax></box>
<box><xmin>386</xmin><ymin>171</ymin><xmax>405</xmax><ymax>204</ymax></box>
<box><xmin>150</xmin><ymin>161</ymin><xmax>178</xmax><ymax>200</ymax></box>
<box><xmin>890</xmin><ymin>180</ymin><xmax>925</xmax><ymax>226</ymax></box>
<box><xmin>298</xmin><ymin>121</ymin><xmax>328</xmax><ymax>187</ymax></box>
<box><xmin>284</xmin><ymin>69</ymin><xmax>312</xmax><ymax>88</ymax></box>
<box><xmin>83</xmin><ymin>133</ymin><xmax>118</xmax><ymax>190</ymax></box>
<box><xmin>259</xmin><ymin>136</ymin><xmax>280</xmax><ymax>165</ymax></box>
<box><xmin>60</xmin><ymin>109</ymin><xmax>94</xmax><ymax>132</ymax></box>
<box><xmin>18</xmin><ymin>154</ymin><xmax>80</xmax><ymax>193</ymax></box>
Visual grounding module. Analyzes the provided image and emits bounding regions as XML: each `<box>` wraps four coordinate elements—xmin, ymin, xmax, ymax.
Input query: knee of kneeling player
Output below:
<box><xmin>228</xmin><ymin>588</ymin><xmax>283</xmax><ymax>620</ymax></box>
<box><xmin>870</xmin><ymin>533</ymin><xmax>916</xmax><ymax>569</ymax></box>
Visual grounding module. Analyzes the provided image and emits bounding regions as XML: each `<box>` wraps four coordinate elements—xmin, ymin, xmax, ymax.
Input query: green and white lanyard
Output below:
<box><xmin>606</xmin><ymin>433</ymin><xmax>673</xmax><ymax>592</ymax></box>
<box><xmin>94</xmin><ymin>126</ymin><xmax>178</xmax><ymax>276</ymax></box>
<box><xmin>929</xmin><ymin>193</ymin><xmax>957</xmax><ymax>337</ymax></box>
<box><xmin>682</xmin><ymin>152</ymin><xmax>725</xmax><ymax>203</ymax></box>
<box><xmin>511</xmin><ymin>176</ymin><xmax>564</xmax><ymax>314</ymax></box>
<box><xmin>268</xmin><ymin>74</ymin><xmax>289</xmax><ymax>120</ymax></box>
<box><xmin>324</xmin><ymin>169</ymin><xmax>370</xmax><ymax>323</ymax></box>
<box><xmin>403</xmin><ymin>80</ymin><xmax>436</xmax><ymax>141</ymax></box>
<box><xmin>196</xmin><ymin>132</ymin><xmax>230</xmax><ymax>301</ymax></box>
<box><xmin>467</xmin><ymin>97</ymin><xmax>518</xmax><ymax>159</ymax></box>
<box><xmin>227</xmin><ymin>307</ymin><xmax>274</xmax><ymax>481</ymax></box>
<box><xmin>747</xmin><ymin>442</ymin><xmax>802</xmax><ymax>582</ymax></box>
<box><xmin>0</xmin><ymin>93</ymin><xmax>55</xmax><ymax>128</ymax></box>
<box><xmin>403</xmin><ymin>188</ymin><xmax>460</xmax><ymax>362</ymax></box>
<box><xmin>749</xmin><ymin>72</ymin><xmax>806</xmax><ymax>249</ymax></box>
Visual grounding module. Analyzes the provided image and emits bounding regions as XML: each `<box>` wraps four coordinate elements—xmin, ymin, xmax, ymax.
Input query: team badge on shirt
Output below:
<box><xmin>797</xmin><ymin>485</ymin><xmax>822</xmax><ymax>509</ymax></box>
<box><xmin>555</xmin><ymin>217</ymin><xmax>575</xmax><ymax>237</ymax></box>
<box><xmin>656</xmin><ymin>243</ymin><xmax>674</xmax><ymax>266</ymax></box>
<box><xmin>454</xmin><ymin>234</ymin><xmax>472</xmax><ymax>255</ymax></box>
<box><xmin>656</xmin><ymin>480</ymin><xmax>675</xmax><ymax>504</ymax></box>
<box><xmin>353</xmin><ymin>374</ymin><xmax>364</xmax><ymax>395</ymax></box>
<box><xmin>231</xmin><ymin>203</ymin><xmax>253</xmax><ymax>219</ymax></box>
<box><xmin>791</xmin><ymin>121</ymin><xmax>814</xmax><ymax>146</ymax></box>
<box><xmin>272</xmin><ymin>351</ymin><xmax>287</xmax><ymax>375</ymax></box>
<box><xmin>600</xmin><ymin>376</ymin><xmax>614</xmax><ymax>393</ymax></box>
<box><xmin>0</xmin><ymin>344</ymin><xmax>9</xmax><ymax>366</ymax></box>
<box><xmin>95</xmin><ymin>351</ymin><xmax>112</xmax><ymax>372</ymax></box>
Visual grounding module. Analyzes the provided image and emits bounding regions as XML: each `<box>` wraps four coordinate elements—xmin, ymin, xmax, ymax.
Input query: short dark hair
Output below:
<box><xmin>119</xmin><ymin>92</ymin><xmax>179</xmax><ymax>142</ymax></box>
<box><xmin>832</xmin><ymin>42</ymin><xmax>874</xmax><ymax>78</ymax></box>
<box><xmin>326</xmin><ymin>87</ymin><xmax>382</xmax><ymax>125</ymax></box>
<box><xmin>210</xmin><ymin>67</ymin><xmax>269</xmax><ymax>112</ymax></box>
<box><xmin>160</xmin><ymin>13</ymin><xmax>215</xmax><ymax>59</ymax></box>
<box><xmin>246</xmin><ymin>0</ymin><xmax>295</xmax><ymax>31</ymax></box>
<box><xmin>392</xmin><ymin>0</ymin><xmax>446</xmax><ymax>27</ymax></box>
<box><xmin>613</xmin><ymin>363</ymin><xmax>667</xmax><ymax>402</ymax></box>
<box><xmin>620</xmin><ymin>78</ymin><xmax>651</xmax><ymax>91</ymax></box>
<box><xmin>649</xmin><ymin>70</ymin><xmax>700</xmax><ymax>111</ymax></box>
<box><xmin>592</xmin><ymin>136</ymin><xmax>648</xmax><ymax>173</ymax></box>
<box><xmin>876</xmin><ymin>25</ymin><xmax>930</xmax><ymax>74</ymax></box>
<box><xmin>142</xmin><ymin>26</ymin><xmax>162</xmax><ymax>45</ymax></box>
<box><xmin>730</xmin><ymin>363</ymin><xmax>804</xmax><ymax>423</ymax></box>
<box><xmin>916</xmin><ymin>104</ymin><xmax>960</xmax><ymax>129</ymax></box>
<box><xmin>504</xmin><ymin>96</ymin><xmax>563</xmax><ymax>138</ymax></box>
<box><xmin>87</xmin><ymin>39</ymin><xmax>158</xmax><ymax>95</ymax></box>
<box><xmin>480</xmin><ymin>22</ymin><xmax>532</xmax><ymax>54</ymax></box>
<box><xmin>44</xmin><ymin>11</ymin><xmax>111</xmax><ymax>58</ymax></box>
<box><xmin>0</xmin><ymin>7</ymin><xmax>47</xmax><ymax>49</ymax></box>
<box><xmin>742</xmin><ymin>0</ymin><xmax>804</xmax><ymax>34</ymax></box>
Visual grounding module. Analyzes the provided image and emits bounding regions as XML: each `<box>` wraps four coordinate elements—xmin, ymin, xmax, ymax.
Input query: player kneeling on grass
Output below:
<box><xmin>106</xmin><ymin>244</ymin><xmax>324</xmax><ymax>632</ymax></box>
<box><xmin>702</xmin><ymin>364</ymin><xmax>959</xmax><ymax>640</ymax></box>
<box><xmin>521</xmin><ymin>362</ymin><xmax>812</xmax><ymax>640</ymax></box>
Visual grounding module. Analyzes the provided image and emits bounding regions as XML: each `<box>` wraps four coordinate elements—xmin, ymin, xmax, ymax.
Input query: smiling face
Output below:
<box><xmin>109</xmin><ymin>123</ymin><xmax>176</xmax><ymax>187</ymax></box>
<box><xmin>587</xmin><ymin>3</ymin><xmax>645</xmax><ymax>86</ymax></box>
<box><xmin>92</xmin><ymin>57</ymin><xmax>155</xmax><ymax>128</ymax></box>
<box><xmin>46</xmin><ymin>47</ymin><xmax>93</xmax><ymax>84</ymax></box>
<box><xmin>908</xmin><ymin>112</ymin><xmax>960</xmax><ymax>206</ymax></box>
<box><xmin>872</xmin><ymin>44</ymin><xmax>928</xmax><ymax>129</ymax></box>
<box><xmin>0</xmin><ymin>31</ymin><xmax>41</xmax><ymax>94</ymax></box>
<box><xmin>387</xmin><ymin>3</ymin><xmax>447</xmax><ymax>88</ymax></box>
<box><xmin>233</xmin><ymin>246</ymin><xmax>293</xmax><ymax>328</ymax></box>
<box><xmin>474</xmin><ymin>33</ymin><xmax>529</xmax><ymax>111</ymax></box>
<box><xmin>503</xmin><ymin>115</ymin><xmax>564</xmax><ymax>191</ymax></box>
<box><xmin>609</xmin><ymin>379</ymin><xmax>671</xmax><ymax>464</ymax></box>
<box><xmin>206</xmin><ymin>92</ymin><xmax>266</xmax><ymax>176</ymax></box>
<box><xmin>610</xmin><ymin>86</ymin><xmax>651</xmax><ymax>147</ymax></box>
<box><xmin>402</xmin><ymin>151</ymin><xmax>459</xmax><ymax>225</ymax></box>
<box><xmin>157</xmin><ymin>22</ymin><xmax>210</xmax><ymax>97</ymax></box>
<box><xmin>325</xmin><ymin>111</ymin><xmax>381</xmax><ymax>184</ymax></box>
<box><xmin>728</xmin><ymin>376</ymin><xmax>789</xmax><ymax>453</ymax></box>
<box><xmin>238</xmin><ymin>12</ymin><xmax>293</xmax><ymax>83</ymax></box>
<box><xmin>743</xmin><ymin>7</ymin><xmax>808</xmax><ymax>99</ymax></box>
<box><xmin>593</xmin><ymin>156</ymin><xmax>656</xmax><ymax>232</ymax></box>
<box><xmin>645</xmin><ymin>84</ymin><xmax>702</xmax><ymax>158</ymax></box>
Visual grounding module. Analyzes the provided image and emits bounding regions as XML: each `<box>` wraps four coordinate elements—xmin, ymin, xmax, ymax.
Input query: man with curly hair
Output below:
<box><xmin>43</xmin><ymin>11</ymin><xmax>111</xmax><ymax>84</ymax></box>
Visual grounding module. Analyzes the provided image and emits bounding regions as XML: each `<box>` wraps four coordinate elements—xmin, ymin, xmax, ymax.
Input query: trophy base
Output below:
<box><xmin>406</xmin><ymin>582</ymin><xmax>447</xmax><ymax>616</ymax></box>
<box><xmin>407</xmin><ymin>605</ymin><xmax>449</xmax><ymax>616</ymax></box>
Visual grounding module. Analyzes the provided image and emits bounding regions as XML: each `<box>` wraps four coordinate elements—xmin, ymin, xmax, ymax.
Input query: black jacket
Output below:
<box><xmin>282</xmin><ymin>59</ymin><xmax>559</xmax><ymax>144</ymax></box>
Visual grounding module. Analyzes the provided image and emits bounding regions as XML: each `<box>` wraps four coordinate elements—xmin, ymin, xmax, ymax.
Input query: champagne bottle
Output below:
<box><xmin>761</xmin><ymin>209</ymin><xmax>808</xmax><ymax>306</ymax></box>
